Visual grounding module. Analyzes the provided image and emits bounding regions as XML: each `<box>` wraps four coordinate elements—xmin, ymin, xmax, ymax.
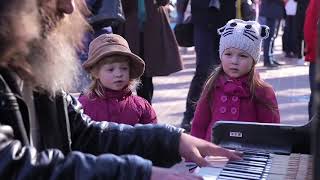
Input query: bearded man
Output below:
<box><xmin>0</xmin><ymin>0</ymin><xmax>240</xmax><ymax>179</ymax></box>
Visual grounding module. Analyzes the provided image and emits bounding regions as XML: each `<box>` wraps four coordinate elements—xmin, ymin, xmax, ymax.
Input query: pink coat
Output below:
<box><xmin>79</xmin><ymin>88</ymin><xmax>157</xmax><ymax>125</ymax></box>
<box><xmin>191</xmin><ymin>73</ymin><xmax>280</xmax><ymax>142</ymax></box>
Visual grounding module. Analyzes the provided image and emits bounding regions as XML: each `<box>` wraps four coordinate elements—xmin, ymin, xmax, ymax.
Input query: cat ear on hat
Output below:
<box><xmin>217</xmin><ymin>25</ymin><xmax>226</xmax><ymax>35</ymax></box>
<box><xmin>260</xmin><ymin>25</ymin><xmax>270</xmax><ymax>39</ymax></box>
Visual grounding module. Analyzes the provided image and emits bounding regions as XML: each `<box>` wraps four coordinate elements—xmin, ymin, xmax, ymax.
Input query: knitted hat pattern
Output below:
<box><xmin>218</xmin><ymin>19</ymin><xmax>270</xmax><ymax>63</ymax></box>
<box><xmin>83</xmin><ymin>34</ymin><xmax>145</xmax><ymax>79</ymax></box>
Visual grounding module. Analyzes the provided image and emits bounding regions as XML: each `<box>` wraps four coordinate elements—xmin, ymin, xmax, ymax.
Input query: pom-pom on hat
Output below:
<box><xmin>217</xmin><ymin>19</ymin><xmax>270</xmax><ymax>63</ymax></box>
<box><xmin>83</xmin><ymin>34</ymin><xmax>145</xmax><ymax>79</ymax></box>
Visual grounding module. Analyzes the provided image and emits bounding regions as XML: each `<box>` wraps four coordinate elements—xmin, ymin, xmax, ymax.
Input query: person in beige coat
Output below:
<box><xmin>117</xmin><ymin>0</ymin><xmax>183</xmax><ymax>103</ymax></box>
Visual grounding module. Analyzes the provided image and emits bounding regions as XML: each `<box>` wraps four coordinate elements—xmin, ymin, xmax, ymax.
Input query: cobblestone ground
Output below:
<box><xmin>152</xmin><ymin>36</ymin><xmax>310</xmax><ymax>127</ymax></box>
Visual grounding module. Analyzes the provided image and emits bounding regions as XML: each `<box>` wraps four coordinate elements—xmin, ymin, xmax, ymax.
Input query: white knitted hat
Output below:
<box><xmin>218</xmin><ymin>19</ymin><xmax>270</xmax><ymax>63</ymax></box>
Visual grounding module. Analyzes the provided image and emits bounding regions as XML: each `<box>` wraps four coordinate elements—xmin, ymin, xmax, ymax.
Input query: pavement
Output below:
<box><xmin>152</xmin><ymin>35</ymin><xmax>310</xmax><ymax>127</ymax></box>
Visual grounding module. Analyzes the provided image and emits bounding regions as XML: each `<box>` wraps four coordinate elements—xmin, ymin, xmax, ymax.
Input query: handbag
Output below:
<box><xmin>174</xmin><ymin>16</ymin><xmax>194</xmax><ymax>47</ymax></box>
<box><xmin>88</xmin><ymin>0</ymin><xmax>126</xmax><ymax>30</ymax></box>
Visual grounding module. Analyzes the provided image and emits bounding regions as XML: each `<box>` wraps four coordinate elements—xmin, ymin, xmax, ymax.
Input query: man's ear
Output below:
<box><xmin>260</xmin><ymin>25</ymin><xmax>270</xmax><ymax>39</ymax></box>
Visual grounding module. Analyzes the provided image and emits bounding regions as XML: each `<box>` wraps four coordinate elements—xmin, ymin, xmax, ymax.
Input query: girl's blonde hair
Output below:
<box><xmin>84</xmin><ymin>55</ymin><xmax>140</xmax><ymax>99</ymax></box>
<box><xmin>200</xmin><ymin>64</ymin><xmax>278</xmax><ymax>113</ymax></box>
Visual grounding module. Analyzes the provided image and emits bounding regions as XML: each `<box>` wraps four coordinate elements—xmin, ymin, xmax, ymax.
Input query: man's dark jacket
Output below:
<box><xmin>0</xmin><ymin>69</ymin><xmax>182</xmax><ymax>179</ymax></box>
<box><xmin>259</xmin><ymin>0</ymin><xmax>285</xmax><ymax>19</ymax></box>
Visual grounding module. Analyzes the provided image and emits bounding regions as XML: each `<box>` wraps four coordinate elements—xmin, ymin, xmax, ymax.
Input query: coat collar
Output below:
<box><xmin>102</xmin><ymin>87</ymin><xmax>132</xmax><ymax>100</ymax></box>
<box><xmin>217</xmin><ymin>73</ymin><xmax>251</xmax><ymax>98</ymax></box>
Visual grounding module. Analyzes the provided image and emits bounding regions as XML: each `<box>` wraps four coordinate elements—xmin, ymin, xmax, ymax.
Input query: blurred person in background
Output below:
<box><xmin>258</xmin><ymin>0</ymin><xmax>285</xmax><ymax>67</ymax></box>
<box><xmin>117</xmin><ymin>0</ymin><xmax>183</xmax><ymax>104</ymax></box>
<box><xmin>282</xmin><ymin>0</ymin><xmax>298</xmax><ymax>59</ymax></box>
<box><xmin>176</xmin><ymin>0</ymin><xmax>236</xmax><ymax>132</ymax></box>
<box><xmin>294</xmin><ymin>0</ymin><xmax>310</xmax><ymax>65</ymax></box>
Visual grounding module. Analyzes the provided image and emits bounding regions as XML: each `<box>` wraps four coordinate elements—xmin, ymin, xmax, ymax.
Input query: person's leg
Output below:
<box><xmin>262</xmin><ymin>17</ymin><xmax>276</xmax><ymax>66</ymax></box>
<box><xmin>308</xmin><ymin>62</ymin><xmax>316</xmax><ymax>120</ymax></box>
<box><xmin>289</xmin><ymin>15</ymin><xmax>298</xmax><ymax>57</ymax></box>
<box><xmin>181</xmin><ymin>23</ymin><xmax>219</xmax><ymax>131</ymax></box>
<box><xmin>136</xmin><ymin>32</ymin><xmax>154</xmax><ymax>104</ymax></box>
<box><xmin>295</xmin><ymin>10</ymin><xmax>305</xmax><ymax>59</ymax></box>
<box><xmin>137</xmin><ymin>74</ymin><xmax>153</xmax><ymax>104</ymax></box>
<box><xmin>270</xmin><ymin>18</ymin><xmax>283</xmax><ymax>64</ymax></box>
<box><xmin>282</xmin><ymin>17</ymin><xmax>290</xmax><ymax>56</ymax></box>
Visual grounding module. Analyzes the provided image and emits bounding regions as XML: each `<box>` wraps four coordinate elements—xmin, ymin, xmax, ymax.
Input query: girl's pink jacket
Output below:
<box><xmin>79</xmin><ymin>88</ymin><xmax>157</xmax><ymax>125</ymax></box>
<box><xmin>191</xmin><ymin>73</ymin><xmax>280</xmax><ymax>142</ymax></box>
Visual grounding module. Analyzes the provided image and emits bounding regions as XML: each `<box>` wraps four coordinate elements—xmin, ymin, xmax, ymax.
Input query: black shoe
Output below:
<box><xmin>264</xmin><ymin>63</ymin><xmax>278</xmax><ymax>68</ymax></box>
<box><xmin>272</xmin><ymin>60</ymin><xmax>285</xmax><ymax>65</ymax></box>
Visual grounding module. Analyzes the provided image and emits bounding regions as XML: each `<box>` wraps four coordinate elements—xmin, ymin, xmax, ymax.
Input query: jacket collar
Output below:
<box><xmin>102</xmin><ymin>86</ymin><xmax>132</xmax><ymax>100</ymax></box>
<box><xmin>217</xmin><ymin>73</ymin><xmax>251</xmax><ymax>98</ymax></box>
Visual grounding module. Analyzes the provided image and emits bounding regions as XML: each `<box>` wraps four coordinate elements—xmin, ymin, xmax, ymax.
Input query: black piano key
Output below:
<box><xmin>218</xmin><ymin>175</ymin><xmax>249</xmax><ymax>180</ymax></box>
<box><xmin>223</xmin><ymin>166</ymin><xmax>263</xmax><ymax>175</ymax></box>
<box><xmin>229</xmin><ymin>160</ymin><xmax>266</xmax><ymax>168</ymax></box>
<box><xmin>220</xmin><ymin>170</ymin><xmax>262</xmax><ymax>180</ymax></box>
<box><xmin>226</xmin><ymin>163</ymin><xmax>265</xmax><ymax>173</ymax></box>
<box><xmin>242</xmin><ymin>151</ymin><xmax>270</xmax><ymax>157</ymax></box>
<box><xmin>242</xmin><ymin>156</ymin><xmax>269</xmax><ymax>162</ymax></box>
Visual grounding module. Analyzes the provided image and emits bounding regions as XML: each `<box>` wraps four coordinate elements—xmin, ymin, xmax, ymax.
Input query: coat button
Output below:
<box><xmin>232</xmin><ymin>96</ymin><xmax>239</xmax><ymax>102</ymax></box>
<box><xmin>231</xmin><ymin>107</ymin><xmax>237</xmax><ymax>114</ymax></box>
<box><xmin>220</xmin><ymin>95</ymin><xmax>228</xmax><ymax>102</ymax></box>
<box><xmin>219</xmin><ymin>107</ymin><xmax>226</xmax><ymax>113</ymax></box>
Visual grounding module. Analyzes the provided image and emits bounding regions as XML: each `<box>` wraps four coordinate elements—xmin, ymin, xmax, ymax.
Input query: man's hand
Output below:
<box><xmin>151</xmin><ymin>167</ymin><xmax>203</xmax><ymax>180</ymax></box>
<box><xmin>178</xmin><ymin>133</ymin><xmax>242</xmax><ymax>167</ymax></box>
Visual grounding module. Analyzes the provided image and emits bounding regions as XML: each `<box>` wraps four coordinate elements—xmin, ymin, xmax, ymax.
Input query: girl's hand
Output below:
<box><xmin>151</xmin><ymin>167</ymin><xmax>203</xmax><ymax>180</ymax></box>
<box><xmin>178</xmin><ymin>133</ymin><xmax>242</xmax><ymax>167</ymax></box>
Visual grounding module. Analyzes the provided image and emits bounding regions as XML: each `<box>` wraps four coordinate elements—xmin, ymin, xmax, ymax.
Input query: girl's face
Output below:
<box><xmin>221</xmin><ymin>48</ymin><xmax>254</xmax><ymax>78</ymax></box>
<box><xmin>95</xmin><ymin>57</ymin><xmax>130</xmax><ymax>91</ymax></box>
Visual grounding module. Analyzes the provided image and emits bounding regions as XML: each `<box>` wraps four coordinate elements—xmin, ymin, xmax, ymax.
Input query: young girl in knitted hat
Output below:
<box><xmin>190</xmin><ymin>19</ymin><xmax>280</xmax><ymax>142</ymax></box>
<box><xmin>79</xmin><ymin>34</ymin><xmax>157</xmax><ymax>125</ymax></box>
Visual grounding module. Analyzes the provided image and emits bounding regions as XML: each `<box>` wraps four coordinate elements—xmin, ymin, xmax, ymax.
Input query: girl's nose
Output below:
<box><xmin>114</xmin><ymin>69</ymin><xmax>123</xmax><ymax>77</ymax></box>
<box><xmin>231</xmin><ymin>56</ymin><xmax>239</xmax><ymax>64</ymax></box>
<box><xmin>58</xmin><ymin>0</ymin><xmax>74</xmax><ymax>14</ymax></box>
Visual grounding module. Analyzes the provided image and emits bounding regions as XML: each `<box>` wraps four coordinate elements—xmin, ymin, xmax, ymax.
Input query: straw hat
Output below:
<box><xmin>83</xmin><ymin>34</ymin><xmax>145</xmax><ymax>79</ymax></box>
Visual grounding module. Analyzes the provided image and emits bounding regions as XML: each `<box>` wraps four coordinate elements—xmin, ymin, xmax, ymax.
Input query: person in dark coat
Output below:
<box><xmin>117</xmin><ymin>0</ymin><xmax>183</xmax><ymax>104</ymax></box>
<box><xmin>258</xmin><ymin>0</ymin><xmax>285</xmax><ymax>67</ymax></box>
<box><xmin>0</xmin><ymin>0</ymin><xmax>241</xmax><ymax>179</ymax></box>
<box><xmin>294</xmin><ymin>0</ymin><xmax>309</xmax><ymax>61</ymax></box>
<box><xmin>176</xmin><ymin>0</ymin><xmax>236</xmax><ymax>131</ymax></box>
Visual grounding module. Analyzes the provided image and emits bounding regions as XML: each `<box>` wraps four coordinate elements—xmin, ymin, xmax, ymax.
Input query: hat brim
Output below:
<box><xmin>83</xmin><ymin>45</ymin><xmax>145</xmax><ymax>79</ymax></box>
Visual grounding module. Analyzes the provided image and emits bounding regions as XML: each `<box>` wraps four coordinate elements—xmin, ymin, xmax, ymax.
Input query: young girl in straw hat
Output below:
<box><xmin>79</xmin><ymin>34</ymin><xmax>157</xmax><ymax>125</ymax></box>
<box><xmin>191</xmin><ymin>19</ymin><xmax>280</xmax><ymax>141</ymax></box>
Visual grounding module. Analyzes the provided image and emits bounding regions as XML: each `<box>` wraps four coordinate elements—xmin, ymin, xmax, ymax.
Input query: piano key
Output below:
<box><xmin>218</xmin><ymin>175</ymin><xmax>249</xmax><ymax>180</ymax></box>
<box><xmin>229</xmin><ymin>160</ymin><xmax>267</xmax><ymax>168</ymax></box>
<box><xmin>195</xmin><ymin>166</ymin><xmax>223</xmax><ymax>179</ymax></box>
<box><xmin>225</xmin><ymin>164</ymin><xmax>265</xmax><ymax>173</ymax></box>
<box><xmin>242</xmin><ymin>151</ymin><xmax>270</xmax><ymax>157</ymax></box>
<box><xmin>220</xmin><ymin>170</ymin><xmax>262</xmax><ymax>180</ymax></box>
<box><xmin>242</xmin><ymin>156</ymin><xmax>269</xmax><ymax>162</ymax></box>
<box><xmin>223</xmin><ymin>166</ymin><xmax>263</xmax><ymax>175</ymax></box>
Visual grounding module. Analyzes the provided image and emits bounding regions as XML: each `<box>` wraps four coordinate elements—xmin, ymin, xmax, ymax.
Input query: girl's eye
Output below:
<box><xmin>121</xmin><ymin>67</ymin><xmax>129</xmax><ymax>70</ymax></box>
<box><xmin>240</xmin><ymin>54</ymin><xmax>248</xmax><ymax>58</ymax></box>
<box><xmin>225</xmin><ymin>53</ymin><xmax>232</xmax><ymax>56</ymax></box>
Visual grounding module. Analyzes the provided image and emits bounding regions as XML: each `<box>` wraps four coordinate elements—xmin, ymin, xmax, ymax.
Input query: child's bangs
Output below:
<box><xmin>100</xmin><ymin>55</ymin><xmax>130</xmax><ymax>65</ymax></box>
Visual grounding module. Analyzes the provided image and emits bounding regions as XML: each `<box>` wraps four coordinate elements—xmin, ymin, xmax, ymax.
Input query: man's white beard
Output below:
<box><xmin>27</xmin><ymin>6</ymin><xmax>88</xmax><ymax>94</ymax></box>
